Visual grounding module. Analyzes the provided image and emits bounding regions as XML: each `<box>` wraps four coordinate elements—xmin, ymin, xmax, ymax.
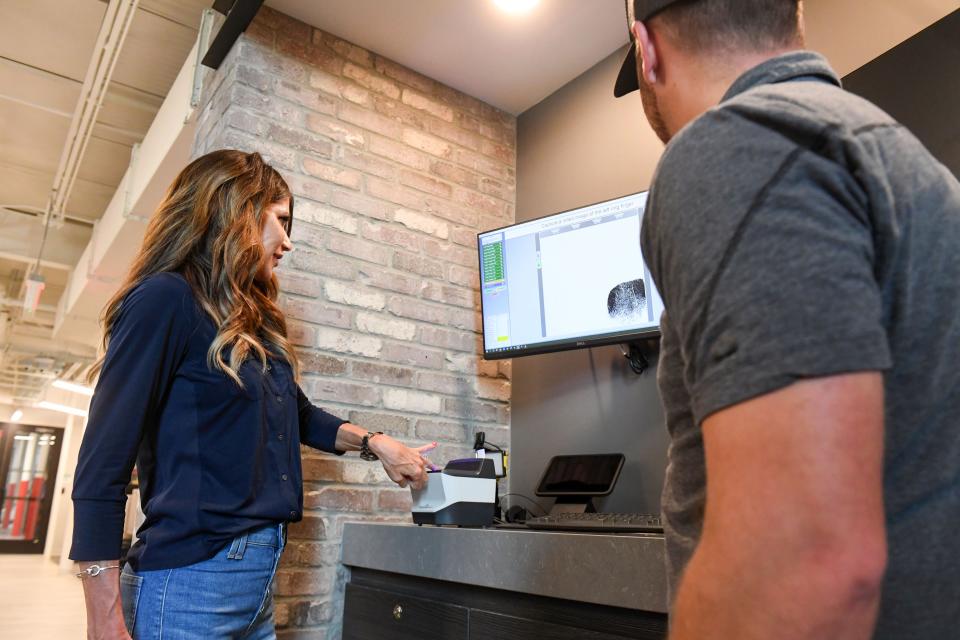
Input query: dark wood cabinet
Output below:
<box><xmin>342</xmin><ymin>568</ymin><xmax>667</xmax><ymax>640</ymax></box>
<box><xmin>469</xmin><ymin>610</ymin><xmax>643</xmax><ymax>640</ymax></box>
<box><xmin>343</xmin><ymin>584</ymin><xmax>469</xmax><ymax>640</ymax></box>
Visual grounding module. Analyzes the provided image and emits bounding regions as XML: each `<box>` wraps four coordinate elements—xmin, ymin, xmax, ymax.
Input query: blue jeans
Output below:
<box><xmin>120</xmin><ymin>523</ymin><xmax>286</xmax><ymax>639</ymax></box>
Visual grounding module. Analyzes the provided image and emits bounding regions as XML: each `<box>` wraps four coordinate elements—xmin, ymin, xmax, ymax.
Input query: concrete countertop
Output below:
<box><xmin>341</xmin><ymin>522</ymin><xmax>668</xmax><ymax>613</ymax></box>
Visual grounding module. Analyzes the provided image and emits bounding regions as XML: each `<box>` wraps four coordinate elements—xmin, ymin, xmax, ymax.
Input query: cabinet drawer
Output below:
<box><xmin>469</xmin><ymin>610</ymin><xmax>666</xmax><ymax>640</ymax></box>
<box><xmin>343</xmin><ymin>583</ymin><xmax>469</xmax><ymax>640</ymax></box>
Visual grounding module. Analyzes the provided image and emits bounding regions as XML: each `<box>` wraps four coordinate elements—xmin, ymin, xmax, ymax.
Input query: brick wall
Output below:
<box><xmin>192</xmin><ymin>7</ymin><xmax>515</xmax><ymax>638</ymax></box>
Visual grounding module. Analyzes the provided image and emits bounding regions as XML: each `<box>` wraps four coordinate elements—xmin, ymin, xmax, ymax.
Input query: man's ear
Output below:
<box><xmin>631</xmin><ymin>20</ymin><xmax>659</xmax><ymax>84</ymax></box>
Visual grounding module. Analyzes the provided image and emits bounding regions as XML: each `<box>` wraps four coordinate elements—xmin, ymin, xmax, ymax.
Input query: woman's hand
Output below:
<box><xmin>369</xmin><ymin>437</ymin><xmax>438</xmax><ymax>490</ymax></box>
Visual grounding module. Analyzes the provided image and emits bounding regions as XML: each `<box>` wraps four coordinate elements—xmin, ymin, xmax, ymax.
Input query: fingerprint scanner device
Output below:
<box><xmin>473</xmin><ymin>430</ymin><xmax>507</xmax><ymax>478</ymax></box>
<box><xmin>475</xmin><ymin>449</ymin><xmax>505</xmax><ymax>476</ymax></box>
<box><xmin>411</xmin><ymin>458</ymin><xmax>497</xmax><ymax>527</ymax></box>
<box><xmin>535</xmin><ymin>453</ymin><xmax>625</xmax><ymax>514</ymax></box>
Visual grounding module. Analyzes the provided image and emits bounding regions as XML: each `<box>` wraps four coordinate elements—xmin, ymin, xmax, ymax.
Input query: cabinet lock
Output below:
<box><xmin>392</xmin><ymin>604</ymin><xmax>404</xmax><ymax>621</ymax></box>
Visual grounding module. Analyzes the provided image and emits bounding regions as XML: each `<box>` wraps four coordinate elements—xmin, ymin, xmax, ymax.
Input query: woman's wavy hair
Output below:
<box><xmin>88</xmin><ymin>149</ymin><xmax>298</xmax><ymax>386</ymax></box>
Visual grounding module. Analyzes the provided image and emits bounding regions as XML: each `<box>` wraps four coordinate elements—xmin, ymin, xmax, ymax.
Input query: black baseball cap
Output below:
<box><xmin>614</xmin><ymin>0</ymin><xmax>683</xmax><ymax>97</ymax></box>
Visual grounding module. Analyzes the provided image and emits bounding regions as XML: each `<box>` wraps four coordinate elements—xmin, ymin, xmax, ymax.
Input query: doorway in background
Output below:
<box><xmin>0</xmin><ymin>423</ymin><xmax>64</xmax><ymax>553</ymax></box>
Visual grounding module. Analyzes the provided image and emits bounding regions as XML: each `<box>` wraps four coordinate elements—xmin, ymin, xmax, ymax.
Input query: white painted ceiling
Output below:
<box><xmin>266</xmin><ymin>0</ymin><xmax>629</xmax><ymax>115</ymax></box>
<box><xmin>267</xmin><ymin>0</ymin><xmax>960</xmax><ymax>116</ymax></box>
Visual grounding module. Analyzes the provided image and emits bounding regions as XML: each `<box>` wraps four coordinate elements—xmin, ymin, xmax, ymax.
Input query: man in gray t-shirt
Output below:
<box><xmin>616</xmin><ymin>1</ymin><xmax>960</xmax><ymax>638</ymax></box>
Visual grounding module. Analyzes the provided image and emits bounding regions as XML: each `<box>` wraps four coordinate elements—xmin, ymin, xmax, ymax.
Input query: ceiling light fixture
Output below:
<box><xmin>52</xmin><ymin>379</ymin><xmax>95</xmax><ymax>396</ymax></box>
<box><xmin>22</xmin><ymin>271</ymin><xmax>46</xmax><ymax>315</ymax></box>
<box><xmin>493</xmin><ymin>0</ymin><xmax>540</xmax><ymax>14</ymax></box>
<box><xmin>36</xmin><ymin>401</ymin><xmax>88</xmax><ymax>418</ymax></box>
<box><xmin>11</xmin><ymin>409</ymin><xmax>23</xmax><ymax>422</ymax></box>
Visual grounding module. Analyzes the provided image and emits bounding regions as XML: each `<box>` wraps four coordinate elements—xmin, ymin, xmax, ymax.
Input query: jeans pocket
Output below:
<box><xmin>119</xmin><ymin>570</ymin><xmax>143</xmax><ymax>635</ymax></box>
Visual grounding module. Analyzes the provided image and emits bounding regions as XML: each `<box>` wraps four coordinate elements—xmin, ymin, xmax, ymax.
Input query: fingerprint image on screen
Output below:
<box><xmin>607</xmin><ymin>278</ymin><xmax>647</xmax><ymax>320</ymax></box>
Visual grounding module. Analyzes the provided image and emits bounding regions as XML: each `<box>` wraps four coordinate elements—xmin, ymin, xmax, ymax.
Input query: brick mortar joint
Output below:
<box><xmin>310</xmin><ymin>399</ymin><xmax>510</xmax><ymax>418</ymax></box>
<box><xmin>239</xmin><ymin>25</ymin><xmax>515</xmax><ymax>125</ymax></box>
<box><xmin>234</xmin><ymin>37</ymin><xmax>517</xmax><ymax>169</ymax></box>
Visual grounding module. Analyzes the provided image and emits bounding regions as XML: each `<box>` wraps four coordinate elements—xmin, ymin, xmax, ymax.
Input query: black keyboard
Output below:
<box><xmin>524</xmin><ymin>512</ymin><xmax>663</xmax><ymax>533</ymax></box>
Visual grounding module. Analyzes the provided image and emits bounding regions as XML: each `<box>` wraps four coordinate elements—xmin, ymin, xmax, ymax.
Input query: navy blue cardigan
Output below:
<box><xmin>70</xmin><ymin>272</ymin><xmax>345</xmax><ymax>570</ymax></box>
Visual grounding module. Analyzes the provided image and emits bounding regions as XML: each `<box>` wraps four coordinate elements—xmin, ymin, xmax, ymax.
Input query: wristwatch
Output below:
<box><xmin>360</xmin><ymin>431</ymin><xmax>383</xmax><ymax>461</ymax></box>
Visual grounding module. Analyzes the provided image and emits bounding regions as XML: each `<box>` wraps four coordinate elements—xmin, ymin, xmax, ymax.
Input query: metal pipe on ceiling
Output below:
<box><xmin>0</xmin><ymin>204</ymin><xmax>96</xmax><ymax>228</ymax></box>
<box><xmin>46</xmin><ymin>0</ymin><xmax>140</xmax><ymax>227</ymax></box>
<box><xmin>0</xmin><ymin>374</ymin><xmax>51</xmax><ymax>384</ymax></box>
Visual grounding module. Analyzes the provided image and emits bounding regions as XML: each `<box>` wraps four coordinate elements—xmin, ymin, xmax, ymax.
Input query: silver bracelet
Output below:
<box><xmin>75</xmin><ymin>564</ymin><xmax>120</xmax><ymax>580</ymax></box>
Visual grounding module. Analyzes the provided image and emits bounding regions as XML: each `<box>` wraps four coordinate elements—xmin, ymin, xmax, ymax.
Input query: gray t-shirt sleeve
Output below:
<box><xmin>644</xmin><ymin>109</ymin><xmax>893</xmax><ymax>424</ymax></box>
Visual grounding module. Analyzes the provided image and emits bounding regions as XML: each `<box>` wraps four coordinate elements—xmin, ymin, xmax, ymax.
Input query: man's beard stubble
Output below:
<box><xmin>639</xmin><ymin>75</ymin><xmax>672</xmax><ymax>145</ymax></box>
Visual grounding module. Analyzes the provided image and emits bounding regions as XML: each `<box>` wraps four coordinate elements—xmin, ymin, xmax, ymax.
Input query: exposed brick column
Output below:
<box><xmin>192</xmin><ymin>7</ymin><xmax>515</xmax><ymax>638</ymax></box>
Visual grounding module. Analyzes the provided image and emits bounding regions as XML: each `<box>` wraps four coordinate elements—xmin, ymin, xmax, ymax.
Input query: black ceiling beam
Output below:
<box><xmin>202</xmin><ymin>0</ymin><xmax>264</xmax><ymax>70</ymax></box>
<box><xmin>212</xmin><ymin>0</ymin><xmax>237</xmax><ymax>16</ymax></box>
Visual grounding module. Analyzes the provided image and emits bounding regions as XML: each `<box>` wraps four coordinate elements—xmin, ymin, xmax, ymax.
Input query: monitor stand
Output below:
<box><xmin>548</xmin><ymin>496</ymin><xmax>597</xmax><ymax>516</ymax></box>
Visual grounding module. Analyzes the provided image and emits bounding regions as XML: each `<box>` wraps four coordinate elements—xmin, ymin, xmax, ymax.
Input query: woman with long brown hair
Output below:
<box><xmin>70</xmin><ymin>150</ymin><xmax>435</xmax><ymax>639</ymax></box>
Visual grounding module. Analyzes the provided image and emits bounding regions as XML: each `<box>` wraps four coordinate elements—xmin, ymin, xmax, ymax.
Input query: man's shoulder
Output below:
<box><xmin>652</xmin><ymin>100</ymin><xmax>788</xmax><ymax>201</ymax></box>
<box><xmin>665</xmin><ymin>78</ymin><xmax>894</xmax><ymax>162</ymax></box>
<box><xmin>648</xmin><ymin>100</ymin><xmax>792</xmax><ymax>229</ymax></box>
<box><xmin>653</xmin><ymin>79</ymin><xmax>894</xmax><ymax>214</ymax></box>
<box><xmin>661</xmin><ymin>89</ymin><xmax>815</xmax><ymax>176</ymax></box>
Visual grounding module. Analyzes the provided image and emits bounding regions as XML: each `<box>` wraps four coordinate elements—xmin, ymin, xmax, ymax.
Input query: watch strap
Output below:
<box><xmin>360</xmin><ymin>431</ymin><xmax>383</xmax><ymax>461</ymax></box>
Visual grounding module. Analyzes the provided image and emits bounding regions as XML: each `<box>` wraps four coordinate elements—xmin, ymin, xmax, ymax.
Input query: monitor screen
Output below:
<box><xmin>477</xmin><ymin>191</ymin><xmax>663</xmax><ymax>359</ymax></box>
<box><xmin>535</xmin><ymin>454</ymin><xmax>625</xmax><ymax>497</ymax></box>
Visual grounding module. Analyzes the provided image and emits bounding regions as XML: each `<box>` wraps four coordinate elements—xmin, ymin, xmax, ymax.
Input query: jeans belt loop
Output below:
<box><xmin>227</xmin><ymin>535</ymin><xmax>241</xmax><ymax>560</ymax></box>
<box><xmin>227</xmin><ymin>533</ymin><xmax>248</xmax><ymax>560</ymax></box>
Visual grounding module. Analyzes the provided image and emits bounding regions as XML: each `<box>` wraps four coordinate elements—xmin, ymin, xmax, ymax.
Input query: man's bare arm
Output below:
<box><xmin>669</xmin><ymin>372</ymin><xmax>887</xmax><ymax>640</ymax></box>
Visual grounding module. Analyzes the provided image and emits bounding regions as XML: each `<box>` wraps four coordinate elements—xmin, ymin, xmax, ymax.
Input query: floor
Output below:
<box><xmin>0</xmin><ymin>554</ymin><xmax>86</xmax><ymax>639</ymax></box>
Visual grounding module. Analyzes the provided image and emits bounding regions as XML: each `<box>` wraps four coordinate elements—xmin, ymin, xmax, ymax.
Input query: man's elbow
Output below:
<box><xmin>815</xmin><ymin>532</ymin><xmax>887</xmax><ymax>612</ymax></box>
<box><xmin>845</xmin><ymin>542</ymin><xmax>887</xmax><ymax>609</ymax></box>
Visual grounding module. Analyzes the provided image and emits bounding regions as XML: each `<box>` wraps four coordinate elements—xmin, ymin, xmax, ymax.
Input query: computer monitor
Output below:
<box><xmin>535</xmin><ymin>454</ymin><xmax>625</xmax><ymax>497</ymax></box>
<box><xmin>477</xmin><ymin>191</ymin><xmax>663</xmax><ymax>359</ymax></box>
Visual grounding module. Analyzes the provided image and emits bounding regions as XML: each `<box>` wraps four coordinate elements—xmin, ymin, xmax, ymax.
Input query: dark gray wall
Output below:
<box><xmin>844</xmin><ymin>10</ymin><xmax>960</xmax><ymax>177</ymax></box>
<box><xmin>510</xmin><ymin>47</ymin><xmax>669</xmax><ymax>516</ymax></box>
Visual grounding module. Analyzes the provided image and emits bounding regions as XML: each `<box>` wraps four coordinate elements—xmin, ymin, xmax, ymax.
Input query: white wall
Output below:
<box><xmin>0</xmin><ymin>403</ymin><xmax>69</xmax><ymax>428</ymax></box>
